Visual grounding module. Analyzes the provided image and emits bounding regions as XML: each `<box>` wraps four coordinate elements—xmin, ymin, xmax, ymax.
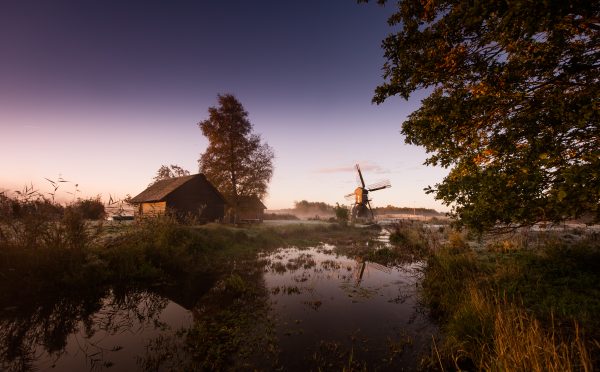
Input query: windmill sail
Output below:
<box><xmin>356</xmin><ymin>164</ymin><xmax>366</xmax><ymax>188</ymax></box>
<box><xmin>367</xmin><ymin>179</ymin><xmax>391</xmax><ymax>191</ymax></box>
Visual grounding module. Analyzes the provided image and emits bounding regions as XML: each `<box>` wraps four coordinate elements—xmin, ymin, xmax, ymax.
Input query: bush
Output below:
<box><xmin>333</xmin><ymin>203</ymin><xmax>349</xmax><ymax>225</ymax></box>
<box><xmin>447</xmin><ymin>230</ymin><xmax>469</xmax><ymax>252</ymax></box>
<box><xmin>73</xmin><ymin>196</ymin><xmax>105</xmax><ymax>220</ymax></box>
<box><xmin>389</xmin><ymin>222</ymin><xmax>428</xmax><ymax>251</ymax></box>
<box><xmin>0</xmin><ymin>194</ymin><xmax>63</xmax><ymax>222</ymax></box>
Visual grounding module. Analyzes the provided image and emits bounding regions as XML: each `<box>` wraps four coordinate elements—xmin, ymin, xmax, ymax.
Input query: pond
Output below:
<box><xmin>0</xmin><ymin>290</ymin><xmax>192</xmax><ymax>371</ymax></box>
<box><xmin>262</xmin><ymin>244</ymin><xmax>436</xmax><ymax>370</ymax></box>
<box><xmin>0</xmin><ymin>239</ymin><xmax>437</xmax><ymax>371</ymax></box>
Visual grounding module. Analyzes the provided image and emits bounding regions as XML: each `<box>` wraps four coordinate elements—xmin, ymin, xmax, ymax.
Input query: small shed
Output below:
<box><xmin>130</xmin><ymin>174</ymin><xmax>226</xmax><ymax>222</ymax></box>
<box><xmin>236</xmin><ymin>195</ymin><xmax>267</xmax><ymax>222</ymax></box>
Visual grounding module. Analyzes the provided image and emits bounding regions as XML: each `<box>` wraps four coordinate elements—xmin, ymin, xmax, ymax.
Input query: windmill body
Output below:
<box><xmin>353</xmin><ymin>187</ymin><xmax>367</xmax><ymax>205</ymax></box>
<box><xmin>344</xmin><ymin>164</ymin><xmax>391</xmax><ymax>223</ymax></box>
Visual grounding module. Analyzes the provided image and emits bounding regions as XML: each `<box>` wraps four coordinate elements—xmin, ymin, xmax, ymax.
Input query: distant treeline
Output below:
<box><xmin>263</xmin><ymin>213</ymin><xmax>299</xmax><ymax>220</ymax></box>
<box><xmin>294</xmin><ymin>200</ymin><xmax>334</xmax><ymax>214</ymax></box>
<box><xmin>267</xmin><ymin>200</ymin><xmax>442</xmax><ymax>219</ymax></box>
<box><xmin>267</xmin><ymin>200</ymin><xmax>334</xmax><ymax>219</ymax></box>
<box><xmin>374</xmin><ymin>205</ymin><xmax>441</xmax><ymax>216</ymax></box>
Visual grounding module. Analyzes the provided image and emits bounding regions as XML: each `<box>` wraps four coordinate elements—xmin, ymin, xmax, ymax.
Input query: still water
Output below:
<box><xmin>262</xmin><ymin>244</ymin><xmax>435</xmax><ymax>370</ymax></box>
<box><xmin>0</xmin><ymin>291</ymin><xmax>192</xmax><ymax>371</ymax></box>
<box><xmin>1</xmin><ymin>241</ymin><xmax>436</xmax><ymax>370</ymax></box>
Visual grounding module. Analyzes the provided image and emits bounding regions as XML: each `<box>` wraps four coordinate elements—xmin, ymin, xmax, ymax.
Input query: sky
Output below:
<box><xmin>0</xmin><ymin>0</ymin><xmax>449</xmax><ymax>211</ymax></box>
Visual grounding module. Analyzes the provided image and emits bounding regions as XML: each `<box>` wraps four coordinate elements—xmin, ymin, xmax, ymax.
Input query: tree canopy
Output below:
<box><xmin>198</xmin><ymin>94</ymin><xmax>274</xmax><ymax>220</ymax></box>
<box><xmin>366</xmin><ymin>0</ymin><xmax>599</xmax><ymax>231</ymax></box>
<box><xmin>150</xmin><ymin>164</ymin><xmax>190</xmax><ymax>186</ymax></box>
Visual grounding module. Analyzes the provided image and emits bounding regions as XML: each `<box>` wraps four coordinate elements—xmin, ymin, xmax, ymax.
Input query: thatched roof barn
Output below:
<box><xmin>130</xmin><ymin>174</ymin><xmax>226</xmax><ymax>222</ymax></box>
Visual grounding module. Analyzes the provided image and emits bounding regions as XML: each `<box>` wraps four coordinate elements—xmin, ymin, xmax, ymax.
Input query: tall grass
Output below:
<box><xmin>489</xmin><ymin>303</ymin><xmax>591</xmax><ymax>372</ymax></box>
<box><xmin>0</xmin><ymin>191</ymin><xmax>108</xmax><ymax>299</ymax></box>
<box><xmin>421</xmin><ymin>231</ymin><xmax>599</xmax><ymax>370</ymax></box>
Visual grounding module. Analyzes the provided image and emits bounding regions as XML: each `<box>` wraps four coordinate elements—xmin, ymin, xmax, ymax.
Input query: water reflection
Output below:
<box><xmin>0</xmin><ymin>239</ymin><xmax>437</xmax><ymax>370</ymax></box>
<box><xmin>0</xmin><ymin>290</ymin><xmax>192</xmax><ymax>371</ymax></box>
<box><xmin>262</xmin><ymin>245</ymin><xmax>436</xmax><ymax>370</ymax></box>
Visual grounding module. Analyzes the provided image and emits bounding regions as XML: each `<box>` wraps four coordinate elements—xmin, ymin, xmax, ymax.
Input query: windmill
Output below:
<box><xmin>344</xmin><ymin>164</ymin><xmax>391</xmax><ymax>222</ymax></box>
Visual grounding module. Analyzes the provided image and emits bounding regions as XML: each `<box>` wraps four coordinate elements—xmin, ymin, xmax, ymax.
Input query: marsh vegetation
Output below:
<box><xmin>0</xmin><ymin>193</ymin><xmax>598</xmax><ymax>371</ymax></box>
<box><xmin>421</xmin><ymin>228</ymin><xmax>599</xmax><ymax>371</ymax></box>
<box><xmin>0</xmin><ymin>192</ymin><xmax>429</xmax><ymax>370</ymax></box>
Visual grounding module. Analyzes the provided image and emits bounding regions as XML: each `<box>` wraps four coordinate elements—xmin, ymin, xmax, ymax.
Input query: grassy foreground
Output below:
<box><xmin>420</xmin><ymin>230</ymin><xmax>599</xmax><ymax>371</ymax></box>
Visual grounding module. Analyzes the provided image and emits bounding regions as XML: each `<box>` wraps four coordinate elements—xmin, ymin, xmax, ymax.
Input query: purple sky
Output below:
<box><xmin>0</xmin><ymin>0</ymin><xmax>448</xmax><ymax>211</ymax></box>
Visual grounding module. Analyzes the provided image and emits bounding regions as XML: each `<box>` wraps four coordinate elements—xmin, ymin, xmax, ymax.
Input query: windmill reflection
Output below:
<box><xmin>354</xmin><ymin>260</ymin><xmax>392</xmax><ymax>286</ymax></box>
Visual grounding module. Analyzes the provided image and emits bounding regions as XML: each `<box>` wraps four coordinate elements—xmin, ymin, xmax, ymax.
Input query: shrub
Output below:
<box><xmin>447</xmin><ymin>230</ymin><xmax>469</xmax><ymax>252</ymax></box>
<box><xmin>389</xmin><ymin>222</ymin><xmax>428</xmax><ymax>251</ymax></box>
<box><xmin>73</xmin><ymin>196</ymin><xmax>105</xmax><ymax>220</ymax></box>
<box><xmin>333</xmin><ymin>203</ymin><xmax>349</xmax><ymax>226</ymax></box>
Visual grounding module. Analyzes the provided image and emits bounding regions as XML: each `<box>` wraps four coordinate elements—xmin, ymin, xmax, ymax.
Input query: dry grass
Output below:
<box><xmin>422</xmin><ymin>230</ymin><xmax>599</xmax><ymax>371</ymax></box>
<box><xmin>488</xmin><ymin>303</ymin><xmax>593</xmax><ymax>372</ymax></box>
<box><xmin>438</xmin><ymin>286</ymin><xmax>595</xmax><ymax>371</ymax></box>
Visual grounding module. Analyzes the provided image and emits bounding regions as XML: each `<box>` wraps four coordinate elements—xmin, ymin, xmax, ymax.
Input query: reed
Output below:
<box><xmin>488</xmin><ymin>302</ymin><xmax>592</xmax><ymax>372</ymax></box>
<box><xmin>422</xmin><ymin>231</ymin><xmax>599</xmax><ymax>370</ymax></box>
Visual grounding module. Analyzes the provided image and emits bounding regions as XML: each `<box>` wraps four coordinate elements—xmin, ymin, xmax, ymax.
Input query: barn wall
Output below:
<box><xmin>164</xmin><ymin>176</ymin><xmax>225</xmax><ymax>222</ymax></box>
<box><xmin>238</xmin><ymin>207</ymin><xmax>265</xmax><ymax>221</ymax></box>
<box><xmin>140</xmin><ymin>201</ymin><xmax>167</xmax><ymax>216</ymax></box>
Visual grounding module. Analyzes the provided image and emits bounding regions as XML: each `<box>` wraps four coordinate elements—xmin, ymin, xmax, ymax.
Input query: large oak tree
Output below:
<box><xmin>365</xmin><ymin>0</ymin><xmax>599</xmax><ymax>231</ymax></box>
<box><xmin>198</xmin><ymin>94</ymin><xmax>274</xmax><ymax>221</ymax></box>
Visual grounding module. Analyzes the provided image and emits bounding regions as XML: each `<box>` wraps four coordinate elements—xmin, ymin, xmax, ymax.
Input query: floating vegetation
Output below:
<box><xmin>302</xmin><ymin>300</ymin><xmax>323</xmax><ymax>311</ymax></box>
<box><xmin>340</xmin><ymin>282</ymin><xmax>378</xmax><ymax>301</ymax></box>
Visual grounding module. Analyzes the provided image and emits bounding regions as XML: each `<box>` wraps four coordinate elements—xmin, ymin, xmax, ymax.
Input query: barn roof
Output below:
<box><xmin>238</xmin><ymin>195</ymin><xmax>267</xmax><ymax>210</ymax></box>
<box><xmin>130</xmin><ymin>174</ymin><xmax>224</xmax><ymax>203</ymax></box>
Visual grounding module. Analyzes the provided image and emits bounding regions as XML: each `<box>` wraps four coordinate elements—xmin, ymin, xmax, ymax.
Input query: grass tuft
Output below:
<box><xmin>421</xmin><ymin>233</ymin><xmax>599</xmax><ymax>370</ymax></box>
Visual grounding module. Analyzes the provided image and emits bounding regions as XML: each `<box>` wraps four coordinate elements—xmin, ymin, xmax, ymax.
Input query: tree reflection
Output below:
<box><xmin>139</xmin><ymin>260</ymin><xmax>275</xmax><ymax>371</ymax></box>
<box><xmin>0</xmin><ymin>290</ymin><xmax>168</xmax><ymax>371</ymax></box>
